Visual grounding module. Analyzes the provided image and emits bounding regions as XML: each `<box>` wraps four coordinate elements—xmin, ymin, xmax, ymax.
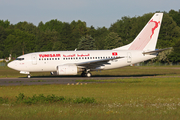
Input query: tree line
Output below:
<box><xmin>0</xmin><ymin>9</ymin><xmax>180</xmax><ymax>63</ymax></box>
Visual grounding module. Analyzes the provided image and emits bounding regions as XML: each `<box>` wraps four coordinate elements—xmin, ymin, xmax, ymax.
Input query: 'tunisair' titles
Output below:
<box><xmin>39</xmin><ymin>54</ymin><xmax>61</xmax><ymax>58</ymax></box>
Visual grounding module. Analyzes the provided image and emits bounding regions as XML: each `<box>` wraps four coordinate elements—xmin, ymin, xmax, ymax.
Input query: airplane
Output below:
<box><xmin>8</xmin><ymin>13</ymin><xmax>168</xmax><ymax>78</ymax></box>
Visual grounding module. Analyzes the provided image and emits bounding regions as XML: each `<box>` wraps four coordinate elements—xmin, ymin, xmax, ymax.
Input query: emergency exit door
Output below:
<box><xmin>127</xmin><ymin>52</ymin><xmax>131</xmax><ymax>63</ymax></box>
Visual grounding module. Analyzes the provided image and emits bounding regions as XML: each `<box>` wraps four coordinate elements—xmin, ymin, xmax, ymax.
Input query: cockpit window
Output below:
<box><xmin>16</xmin><ymin>58</ymin><xmax>24</xmax><ymax>61</ymax></box>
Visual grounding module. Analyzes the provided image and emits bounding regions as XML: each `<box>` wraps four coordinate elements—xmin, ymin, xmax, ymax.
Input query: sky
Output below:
<box><xmin>0</xmin><ymin>0</ymin><xmax>180</xmax><ymax>28</ymax></box>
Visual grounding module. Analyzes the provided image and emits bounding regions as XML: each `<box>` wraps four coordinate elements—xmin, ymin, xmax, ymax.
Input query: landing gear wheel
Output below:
<box><xmin>27</xmin><ymin>74</ymin><xmax>31</xmax><ymax>78</ymax></box>
<box><xmin>86</xmin><ymin>72</ymin><xmax>92</xmax><ymax>77</ymax></box>
<box><xmin>81</xmin><ymin>73</ymin><xmax>87</xmax><ymax>77</ymax></box>
<box><xmin>81</xmin><ymin>72</ymin><xmax>92</xmax><ymax>77</ymax></box>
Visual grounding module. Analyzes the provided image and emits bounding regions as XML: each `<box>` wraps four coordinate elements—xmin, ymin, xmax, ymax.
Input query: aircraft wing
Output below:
<box><xmin>142</xmin><ymin>47</ymin><xmax>172</xmax><ymax>55</ymax></box>
<box><xmin>75</xmin><ymin>57</ymin><xmax>124</xmax><ymax>69</ymax></box>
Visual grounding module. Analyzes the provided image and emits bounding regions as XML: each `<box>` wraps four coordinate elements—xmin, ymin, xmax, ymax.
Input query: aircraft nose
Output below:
<box><xmin>7</xmin><ymin>62</ymin><xmax>12</xmax><ymax>68</ymax></box>
<box><xmin>7</xmin><ymin>61</ymin><xmax>15</xmax><ymax>69</ymax></box>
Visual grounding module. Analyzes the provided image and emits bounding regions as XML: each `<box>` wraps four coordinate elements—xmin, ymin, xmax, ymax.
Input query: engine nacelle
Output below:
<box><xmin>56</xmin><ymin>64</ymin><xmax>78</xmax><ymax>75</ymax></box>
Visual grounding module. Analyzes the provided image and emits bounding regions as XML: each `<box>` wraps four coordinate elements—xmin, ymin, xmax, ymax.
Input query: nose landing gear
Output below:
<box><xmin>27</xmin><ymin>74</ymin><xmax>31</xmax><ymax>78</ymax></box>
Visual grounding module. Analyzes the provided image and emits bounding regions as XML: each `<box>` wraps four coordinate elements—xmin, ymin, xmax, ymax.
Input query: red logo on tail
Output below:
<box><xmin>149</xmin><ymin>19</ymin><xmax>160</xmax><ymax>39</ymax></box>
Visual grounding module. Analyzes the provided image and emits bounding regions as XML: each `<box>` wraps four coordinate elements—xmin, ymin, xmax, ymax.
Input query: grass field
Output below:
<box><xmin>0</xmin><ymin>66</ymin><xmax>180</xmax><ymax>119</ymax></box>
<box><xmin>1</xmin><ymin>65</ymin><xmax>180</xmax><ymax>78</ymax></box>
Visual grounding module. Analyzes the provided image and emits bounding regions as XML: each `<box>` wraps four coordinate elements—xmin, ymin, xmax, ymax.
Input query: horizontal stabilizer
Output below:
<box><xmin>142</xmin><ymin>47</ymin><xmax>172</xmax><ymax>55</ymax></box>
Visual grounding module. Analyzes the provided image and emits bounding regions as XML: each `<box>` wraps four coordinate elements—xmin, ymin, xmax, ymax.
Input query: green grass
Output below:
<box><xmin>76</xmin><ymin>76</ymin><xmax>180</xmax><ymax>83</ymax></box>
<box><xmin>0</xmin><ymin>66</ymin><xmax>51</xmax><ymax>78</ymax></box>
<box><xmin>0</xmin><ymin>77</ymin><xmax>180</xmax><ymax>119</ymax></box>
<box><xmin>0</xmin><ymin>93</ymin><xmax>95</xmax><ymax>105</ymax></box>
<box><xmin>1</xmin><ymin>66</ymin><xmax>180</xmax><ymax>119</ymax></box>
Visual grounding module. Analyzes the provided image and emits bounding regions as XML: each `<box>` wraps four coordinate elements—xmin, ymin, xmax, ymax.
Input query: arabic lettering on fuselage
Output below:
<box><xmin>63</xmin><ymin>54</ymin><xmax>90</xmax><ymax>57</ymax></box>
<box><xmin>39</xmin><ymin>53</ymin><xmax>90</xmax><ymax>58</ymax></box>
<box><xmin>63</xmin><ymin>54</ymin><xmax>75</xmax><ymax>57</ymax></box>
<box><xmin>77</xmin><ymin>54</ymin><xmax>90</xmax><ymax>57</ymax></box>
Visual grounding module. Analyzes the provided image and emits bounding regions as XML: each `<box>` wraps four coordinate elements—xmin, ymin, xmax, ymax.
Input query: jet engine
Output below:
<box><xmin>51</xmin><ymin>64</ymin><xmax>83</xmax><ymax>75</ymax></box>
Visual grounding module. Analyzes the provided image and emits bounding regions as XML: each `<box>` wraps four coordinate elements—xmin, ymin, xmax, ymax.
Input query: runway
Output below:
<box><xmin>1</xmin><ymin>76</ymin><xmax>179</xmax><ymax>86</ymax></box>
<box><xmin>0</xmin><ymin>77</ymin><xmax>122</xmax><ymax>86</ymax></box>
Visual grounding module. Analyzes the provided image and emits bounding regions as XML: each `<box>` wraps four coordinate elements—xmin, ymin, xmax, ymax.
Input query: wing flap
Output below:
<box><xmin>76</xmin><ymin>57</ymin><xmax>124</xmax><ymax>69</ymax></box>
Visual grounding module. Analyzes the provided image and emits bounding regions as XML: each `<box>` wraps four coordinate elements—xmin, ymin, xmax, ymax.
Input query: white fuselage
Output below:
<box><xmin>8</xmin><ymin>50</ymin><xmax>156</xmax><ymax>73</ymax></box>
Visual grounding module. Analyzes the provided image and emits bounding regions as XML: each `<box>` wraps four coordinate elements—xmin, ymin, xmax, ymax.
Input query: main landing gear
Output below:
<box><xmin>81</xmin><ymin>71</ymin><xmax>92</xmax><ymax>77</ymax></box>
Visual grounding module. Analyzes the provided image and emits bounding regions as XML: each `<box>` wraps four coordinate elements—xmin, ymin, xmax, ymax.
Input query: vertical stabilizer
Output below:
<box><xmin>113</xmin><ymin>13</ymin><xmax>163</xmax><ymax>51</ymax></box>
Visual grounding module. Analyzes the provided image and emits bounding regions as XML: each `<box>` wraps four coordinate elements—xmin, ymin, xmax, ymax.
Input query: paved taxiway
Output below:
<box><xmin>0</xmin><ymin>77</ymin><xmax>122</xmax><ymax>86</ymax></box>
<box><xmin>1</xmin><ymin>76</ymin><xmax>179</xmax><ymax>86</ymax></box>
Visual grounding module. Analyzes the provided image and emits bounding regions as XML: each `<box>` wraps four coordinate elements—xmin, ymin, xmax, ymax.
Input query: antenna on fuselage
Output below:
<box><xmin>75</xmin><ymin>48</ymin><xmax>77</xmax><ymax>51</ymax></box>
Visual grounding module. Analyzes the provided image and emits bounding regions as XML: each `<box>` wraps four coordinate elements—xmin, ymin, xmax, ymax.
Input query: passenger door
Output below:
<box><xmin>31</xmin><ymin>54</ymin><xmax>37</xmax><ymax>65</ymax></box>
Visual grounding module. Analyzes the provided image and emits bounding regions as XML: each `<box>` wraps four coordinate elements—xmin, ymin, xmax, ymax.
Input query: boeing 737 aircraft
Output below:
<box><xmin>8</xmin><ymin>13</ymin><xmax>167</xmax><ymax>78</ymax></box>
